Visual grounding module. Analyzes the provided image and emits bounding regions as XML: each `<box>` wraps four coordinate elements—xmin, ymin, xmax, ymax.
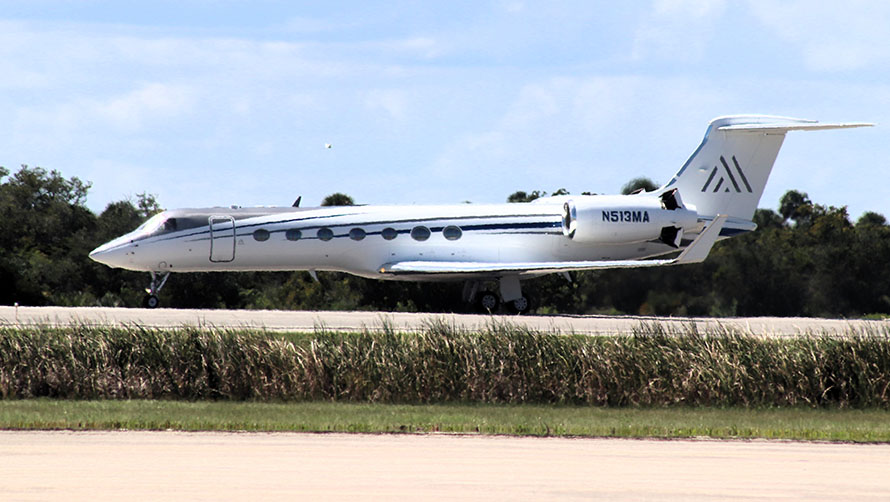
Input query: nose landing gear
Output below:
<box><xmin>143</xmin><ymin>272</ymin><xmax>170</xmax><ymax>309</ymax></box>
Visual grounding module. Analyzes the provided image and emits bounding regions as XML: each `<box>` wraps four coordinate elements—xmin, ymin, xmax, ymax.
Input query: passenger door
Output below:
<box><xmin>209</xmin><ymin>215</ymin><xmax>235</xmax><ymax>262</ymax></box>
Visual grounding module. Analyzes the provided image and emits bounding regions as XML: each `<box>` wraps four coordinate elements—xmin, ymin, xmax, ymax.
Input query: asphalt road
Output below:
<box><xmin>2</xmin><ymin>431</ymin><xmax>888</xmax><ymax>501</ymax></box>
<box><xmin>1</xmin><ymin>305</ymin><xmax>887</xmax><ymax>336</ymax></box>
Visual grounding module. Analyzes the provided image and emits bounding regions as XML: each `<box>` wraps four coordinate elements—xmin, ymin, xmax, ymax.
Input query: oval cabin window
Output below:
<box><xmin>411</xmin><ymin>226</ymin><xmax>431</xmax><ymax>241</ymax></box>
<box><xmin>253</xmin><ymin>229</ymin><xmax>270</xmax><ymax>242</ymax></box>
<box><xmin>317</xmin><ymin>228</ymin><xmax>334</xmax><ymax>241</ymax></box>
<box><xmin>443</xmin><ymin>225</ymin><xmax>462</xmax><ymax>241</ymax></box>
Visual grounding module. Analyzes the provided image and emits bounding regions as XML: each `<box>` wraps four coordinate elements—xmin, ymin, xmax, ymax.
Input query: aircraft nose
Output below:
<box><xmin>89</xmin><ymin>239</ymin><xmax>132</xmax><ymax>269</ymax></box>
<box><xmin>89</xmin><ymin>245</ymin><xmax>116</xmax><ymax>268</ymax></box>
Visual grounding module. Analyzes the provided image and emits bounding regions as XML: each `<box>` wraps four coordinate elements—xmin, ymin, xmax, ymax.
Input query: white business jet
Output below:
<box><xmin>90</xmin><ymin>115</ymin><xmax>870</xmax><ymax>310</ymax></box>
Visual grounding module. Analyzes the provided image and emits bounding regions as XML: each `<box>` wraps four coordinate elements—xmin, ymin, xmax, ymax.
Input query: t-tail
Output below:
<box><xmin>660</xmin><ymin>115</ymin><xmax>871</xmax><ymax>222</ymax></box>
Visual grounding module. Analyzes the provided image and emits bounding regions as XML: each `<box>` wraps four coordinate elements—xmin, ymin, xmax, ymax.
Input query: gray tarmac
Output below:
<box><xmin>2</xmin><ymin>431</ymin><xmax>889</xmax><ymax>501</ymax></box>
<box><xmin>1</xmin><ymin>305</ymin><xmax>887</xmax><ymax>335</ymax></box>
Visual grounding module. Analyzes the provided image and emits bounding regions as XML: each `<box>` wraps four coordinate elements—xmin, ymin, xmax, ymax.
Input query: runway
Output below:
<box><xmin>2</xmin><ymin>431</ymin><xmax>888</xmax><ymax>501</ymax></box>
<box><xmin>1</xmin><ymin>305</ymin><xmax>887</xmax><ymax>336</ymax></box>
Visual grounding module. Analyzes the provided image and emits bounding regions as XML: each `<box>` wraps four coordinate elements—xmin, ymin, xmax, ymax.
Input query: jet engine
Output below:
<box><xmin>561</xmin><ymin>189</ymin><xmax>699</xmax><ymax>247</ymax></box>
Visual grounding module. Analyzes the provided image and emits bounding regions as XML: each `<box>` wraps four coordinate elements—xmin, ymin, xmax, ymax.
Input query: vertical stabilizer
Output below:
<box><xmin>661</xmin><ymin>115</ymin><xmax>871</xmax><ymax>220</ymax></box>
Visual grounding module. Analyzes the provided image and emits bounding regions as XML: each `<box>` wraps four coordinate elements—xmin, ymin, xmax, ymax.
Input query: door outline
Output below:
<box><xmin>209</xmin><ymin>215</ymin><xmax>235</xmax><ymax>263</ymax></box>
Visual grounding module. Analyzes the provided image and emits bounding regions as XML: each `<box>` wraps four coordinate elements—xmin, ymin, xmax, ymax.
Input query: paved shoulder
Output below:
<box><xmin>1</xmin><ymin>306</ymin><xmax>886</xmax><ymax>336</ymax></box>
<box><xmin>2</xmin><ymin>432</ymin><xmax>889</xmax><ymax>501</ymax></box>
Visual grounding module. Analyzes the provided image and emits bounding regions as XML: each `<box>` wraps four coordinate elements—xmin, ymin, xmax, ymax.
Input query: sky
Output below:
<box><xmin>1</xmin><ymin>1</ymin><xmax>888</xmax><ymax>219</ymax></box>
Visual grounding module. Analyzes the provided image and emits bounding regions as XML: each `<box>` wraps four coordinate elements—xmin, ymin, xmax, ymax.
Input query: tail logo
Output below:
<box><xmin>701</xmin><ymin>155</ymin><xmax>753</xmax><ymax>193</ymax></box>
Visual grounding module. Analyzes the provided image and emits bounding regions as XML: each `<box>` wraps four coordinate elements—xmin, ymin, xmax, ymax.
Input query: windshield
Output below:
<box><xmin>135</xmin><ymin>212</ymin><xmax>167</xmax><ymax>235</ymax></box>
<box><xmin>134</xmin><ymin>212</ymin><xmax>212</xmax><ymax>237</ymax></box>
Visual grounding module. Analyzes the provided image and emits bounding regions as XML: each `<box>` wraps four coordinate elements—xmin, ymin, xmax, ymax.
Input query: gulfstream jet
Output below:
<box><xmin>90</xmin><ymin>115</ymin><xmax>870</xmax><ymax>311</ymax></box>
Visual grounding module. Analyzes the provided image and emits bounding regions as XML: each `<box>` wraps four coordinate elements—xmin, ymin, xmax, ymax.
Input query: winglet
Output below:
<box><xmin>675</xmin><ymin>214</ymin><xmax>727</xmax><ymax>264</ymax></box>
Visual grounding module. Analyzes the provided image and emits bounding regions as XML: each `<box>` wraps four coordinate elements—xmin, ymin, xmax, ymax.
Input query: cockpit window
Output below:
<box><xmin>136</xmin><ymin>213</ymin><xmax>167</xmax><ymax>235</ymax></box>
<box><xmin>135</xmin><ymin>213</ymin><xmax>212</xmax><ymax>237</ymax></box>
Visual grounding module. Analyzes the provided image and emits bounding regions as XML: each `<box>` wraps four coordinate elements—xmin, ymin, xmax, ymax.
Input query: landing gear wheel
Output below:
<box><xmin>143</xmin><ymin>294</ymin><xmax>160</xmax><ymax>309</ymax></box>
<box><xmin>478</xmin><ymin>292</ymin><xmax>500</xmax><ymax>313</ymax></box>
<box><xmin>141</xmin><ymin>272</ymin><xmax>170</xmax><ymax>309</ymax></box>
<box><xmin>508</xmin><ymin>296</ymin><xmax>531</xmax><ymax>314</ymax></box>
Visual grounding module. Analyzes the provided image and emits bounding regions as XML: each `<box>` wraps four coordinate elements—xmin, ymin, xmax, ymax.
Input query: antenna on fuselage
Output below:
<box><xmin>292</xmin><ymin>196</ymin><xmax>301</xmax><ymax>208</ymax></box>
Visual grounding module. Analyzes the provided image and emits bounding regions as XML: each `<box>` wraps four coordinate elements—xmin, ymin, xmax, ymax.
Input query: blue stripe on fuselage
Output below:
<box><xmin>154</xmin><ymin>214</ymin><xmax>563</xmax><ymax>244</ymax></box>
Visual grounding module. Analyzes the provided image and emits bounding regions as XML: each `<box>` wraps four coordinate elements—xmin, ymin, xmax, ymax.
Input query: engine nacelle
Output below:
<box><xmin>561</xmin><ymin>194</ymin><xmax>699</xmax><ymax>245</ymax></box>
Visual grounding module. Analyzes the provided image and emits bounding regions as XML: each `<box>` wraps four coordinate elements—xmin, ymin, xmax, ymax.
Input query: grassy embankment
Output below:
<box><xmin>2</xmin><ymin>400</ymin><xmax>890</xmax><ymax>442</ymax></box>
<box><xmin>2</xmin><ymin>321</ymin><xmax>889</xmax><ymax>440</ymax></box>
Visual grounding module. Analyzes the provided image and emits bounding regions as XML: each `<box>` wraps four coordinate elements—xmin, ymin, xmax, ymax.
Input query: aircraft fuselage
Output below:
<box><xmin>90</xmin><ymin>196</ymin><xmax>704</xmax><ymax>281</ymax></box>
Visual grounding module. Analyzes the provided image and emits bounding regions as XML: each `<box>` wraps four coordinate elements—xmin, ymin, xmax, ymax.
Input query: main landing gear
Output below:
<box><xmin>462</xmin><ymin>276</ymin><xmax>532</xmax><ymax>314</ymax></box>
<box><xmin>143</xmin><ymin>272</ymin><xmax>170</xmax><ymax>309</ymax></box>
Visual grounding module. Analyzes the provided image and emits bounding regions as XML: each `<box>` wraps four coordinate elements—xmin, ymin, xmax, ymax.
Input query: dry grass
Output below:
<box><xmin>1</xmin><ymin>320</ymin><xmax>889</xmax><ymax>407</ymax></box>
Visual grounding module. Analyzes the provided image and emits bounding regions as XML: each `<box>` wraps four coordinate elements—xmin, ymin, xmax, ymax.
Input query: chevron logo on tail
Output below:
<box><xmin>701</xmin><ymin>155</ymin><xmax>753</xmax><ymax>193</ymax></box>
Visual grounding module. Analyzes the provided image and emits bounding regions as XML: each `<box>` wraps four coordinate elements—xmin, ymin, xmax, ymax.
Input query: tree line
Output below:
<box><xmin>2</xmin><ymin>164</ymin><xmax>889</xmax><ymax>317</ymax></box>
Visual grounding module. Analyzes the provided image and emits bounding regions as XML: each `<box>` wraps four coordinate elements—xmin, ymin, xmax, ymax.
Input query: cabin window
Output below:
<box><xmin>253</xmin><ymin>229</ymin><xmax>270</xmax><ymax>242</ymax></box>
<box><xmin>443</xmin><ymin>225</ymin><xmax>462</xmax><ymax>241</ymax></box>
<box><xmin>411</xmin><ymin>226</ymin><xmax>431</xmax><ymax>241</ymax></box>
<box><xmin>349</xmin><ymin>228</ymin><xmax>366</xmax><ymax>241</ymax></box>
<box><xmin>317</xmin><ymin>227</ymin><xmax>334</xmax><ymax>241</ymax></box>
<box><xmin>381</xmin><ymin>227</ymin><xmax>397</xmax><ymax>240</ymax></box>
<box><xmin>286</xmin><ymin>229</ymin><xmax>302</xmax><ymax>241</ymax></box>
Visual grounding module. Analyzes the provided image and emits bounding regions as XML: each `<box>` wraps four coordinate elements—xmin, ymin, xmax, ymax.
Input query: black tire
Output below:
<box><xmin>507</xmin><ymin>296</ymin><xmax>531</xmax><ymax>314</ymax></box>
<box><xmin>143</xmin><ymin>294</ymin><xmax>160</xmax><ymax>309</ymax></box>
<box><xmin>477</xmin><ymin>292</ymin><xmax>499</xmax><ymax>313</ymax></box>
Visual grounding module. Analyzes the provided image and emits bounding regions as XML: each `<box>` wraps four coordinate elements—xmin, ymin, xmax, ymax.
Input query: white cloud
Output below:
<box><xmin>364</xmin><ymin>89</ymin><xmax>410</xmax><ymax>121</ymax></box>
<box><xmin>632</xmin><ymin>0</ymin><xmax>727</xmax><ymax>62</ymax></box>
<box><xmin>425</xmin><ymin>75</ymin><xmax>729</xmax><ymax>202</ymax></box>
<box><xmin>96</xmin><ymin>83</ymin><xmax>194</xmax><ymax>130</ymax></box>
<box><xmin>500</xmin><ymin>1</ymin><xmax>525</xmax><ymax>14</ymax></box>
<box><xmin>653</xmin><ymin>0</ymin><xmax>725</xmax><ymax>16</ymax></box>
<box><xmin>747</xmin><ymin>0</ymin><xmax>890</xmax><ymax>71</ymax></box>
<box><xmin>280</xmin><ymin>16</ymin><xmax>348</xmax><ymax>34</ymax></box>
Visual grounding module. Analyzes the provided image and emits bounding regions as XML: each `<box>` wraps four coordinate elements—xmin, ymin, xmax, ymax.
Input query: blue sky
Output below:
<box><xmin>1</xmin><ymin>1</ymin><xmax>887</xmax><ymax>219</ymax></box>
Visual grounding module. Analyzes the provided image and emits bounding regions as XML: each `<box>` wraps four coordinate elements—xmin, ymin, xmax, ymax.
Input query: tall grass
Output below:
<box><xmin>1</xmin><ymin>321</ymin><xmax>889</xmax><ymax>407</ymax></box>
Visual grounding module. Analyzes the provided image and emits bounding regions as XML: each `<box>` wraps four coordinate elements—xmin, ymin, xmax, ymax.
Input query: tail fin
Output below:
<box><xmin>660</xmin><ymin>115</ymin><xmax>871</xmax><ymax>220</ymax></box>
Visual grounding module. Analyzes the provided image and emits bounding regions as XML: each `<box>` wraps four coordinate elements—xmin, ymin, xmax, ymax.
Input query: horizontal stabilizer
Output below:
<box><xmin>380</xmin><ymin>215</ymin><xmax>727</xmax><ymax>275</ymax></box>
<box><xmin>717</xmin><ymin>121</ymin><xmax>873</xmax><ymax>133</ymax></box>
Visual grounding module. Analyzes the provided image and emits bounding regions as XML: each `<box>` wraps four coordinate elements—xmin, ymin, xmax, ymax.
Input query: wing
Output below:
<box><xmin>379</xmin><ymin>215</ymin><xmax>727</xmax><ymax>276</ymax></box>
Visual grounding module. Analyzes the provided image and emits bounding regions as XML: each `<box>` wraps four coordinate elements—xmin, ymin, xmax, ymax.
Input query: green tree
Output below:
<box><xmin>621</xmin><ymin>177</ymin><xmax>658</xmax><ymax>195</ymax></box>
<box><xmin>857</xmin><ymin>211</ymin><xmax>887</xmax><ymax>227</ymax></box>
<box><xmin>753</xmin><ymin>209</ymin><xmax>785</xmax><ymax>230</ymax></box>
<box><xmin>779</xmin><ymin>190</ymin><xmax>813</xmax><ymax>224</ymax></box>
<box><xmin>507</xmin><ymin>190</ymin><xmax>545</xmax><ymax>203</ymax></box>
<box><xmin>321</xmin><ymin>193</ymin><xmax>355</xmax><ymax>206</ymax></box>
<box><xmin>0</xmin><ymin>165</ymin><xmax>95</xmax><ymax>305</ymax></box>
